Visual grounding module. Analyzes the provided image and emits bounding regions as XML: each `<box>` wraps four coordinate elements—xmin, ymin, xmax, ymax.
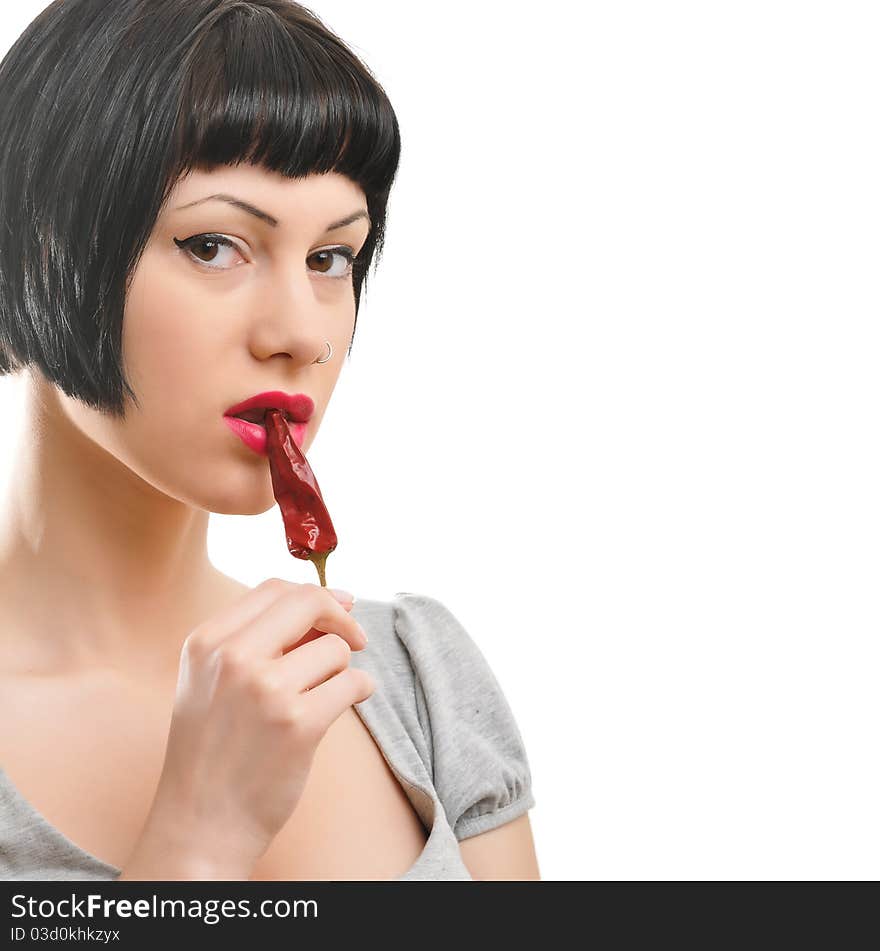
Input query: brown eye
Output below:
<box><xmin>308</xmin><ymin>247</ymin><xmax>355</xmax><ymax>279</ymax></box>
<box><xmin>191</xmin><ymin>238</ymin><xmax>221</xmax><ymax>262</ymax></box>
<box><xmin>173</xmin><ymin>234</ymin><xmax>245</xmax><ymax>270</ymax></box>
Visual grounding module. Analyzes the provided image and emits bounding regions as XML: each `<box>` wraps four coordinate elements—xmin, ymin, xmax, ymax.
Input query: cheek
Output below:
<box><xmin>123</xmin><ymin>256</ymin><xmax>221</xmax><ymax>396</ymax></box>
<box><xmin>113</xmin><ymin>252</ymin><xmax>252</xmax><ymax>504</ymax></box>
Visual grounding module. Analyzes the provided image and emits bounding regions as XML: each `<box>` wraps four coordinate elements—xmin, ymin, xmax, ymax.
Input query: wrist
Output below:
<box><xmin>120</xmin><ymin>808</ymin><xmax>256</xmax><ymax>881</ymax></box>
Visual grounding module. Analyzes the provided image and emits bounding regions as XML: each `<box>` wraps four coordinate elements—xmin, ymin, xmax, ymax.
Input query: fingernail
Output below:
<box><xmin>330</xmin><ymin>588</ymin><xmax>355</xmax><ymax>603</ymax></box>
<box><xmin>356</xmin><ymin>622</ymin><xmax>369</xmax><ymax>643</ymax></box>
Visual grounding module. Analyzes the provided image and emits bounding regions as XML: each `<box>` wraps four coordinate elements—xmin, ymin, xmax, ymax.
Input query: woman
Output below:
<box><xmin>0</xmin><ymin>0</ymin><xmax>539</xmax><ymax>881</ymax></box>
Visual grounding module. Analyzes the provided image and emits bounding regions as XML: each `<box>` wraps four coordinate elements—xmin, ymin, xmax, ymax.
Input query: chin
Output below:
<box><xmin>214</xmin><ymin>499</ymin><xmax>278</xmax><ymax>517</ymax></box>
<box><xmin>195</xmin><ymin>470</ymin><xmax>277</xmax><ymax>516</ymax></box>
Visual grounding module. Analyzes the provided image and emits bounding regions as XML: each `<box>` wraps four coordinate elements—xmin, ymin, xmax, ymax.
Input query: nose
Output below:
<box><xmin>248</xmin><ymin>279</ymin><xmax>334</xmax><ymax>367</ymax></box>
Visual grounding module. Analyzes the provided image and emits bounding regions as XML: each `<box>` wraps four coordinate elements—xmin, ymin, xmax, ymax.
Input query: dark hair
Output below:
<box><xmin>0</xmin><ymin>0</ymin><xmax>401</xmax><ymax>417</ymax></box>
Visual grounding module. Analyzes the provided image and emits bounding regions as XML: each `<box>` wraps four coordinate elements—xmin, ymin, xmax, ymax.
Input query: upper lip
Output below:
<box><xmin>225</xmin><ymin>390</ymin><xmax>315</xmax><ymax>425</ymax></box>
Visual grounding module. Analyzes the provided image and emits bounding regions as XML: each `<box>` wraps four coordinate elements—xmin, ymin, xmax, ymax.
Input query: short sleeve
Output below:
<box><xmin>392</xmin><ymin>592</ymin><xmax>536</xmax><ymax>841</ymax></box>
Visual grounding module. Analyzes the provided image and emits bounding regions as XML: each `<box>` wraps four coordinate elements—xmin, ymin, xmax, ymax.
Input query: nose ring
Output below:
<box><xmin>314</xmin><ymin>340</ymin><xmax>332</xmax><ymax>365</ymax></box>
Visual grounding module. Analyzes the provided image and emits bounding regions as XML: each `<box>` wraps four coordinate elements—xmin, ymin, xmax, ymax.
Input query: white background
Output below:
<box><xmin>1</xmin><ymin>1</ymin><xmax>878</xmax><ymax>880</ymax></box>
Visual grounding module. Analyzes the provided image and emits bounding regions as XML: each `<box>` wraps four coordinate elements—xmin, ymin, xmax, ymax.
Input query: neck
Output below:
<box><xmin>0</xmin><ymin>374</ymin><xmax>231</xmax><ymax>677</ymax></box>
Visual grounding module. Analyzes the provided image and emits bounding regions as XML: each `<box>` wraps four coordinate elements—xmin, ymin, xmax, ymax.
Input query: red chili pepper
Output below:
<box><xmin>264</xmin><ymin>408</ymin><xmax>338</xmax><ymax>587</ymax></box>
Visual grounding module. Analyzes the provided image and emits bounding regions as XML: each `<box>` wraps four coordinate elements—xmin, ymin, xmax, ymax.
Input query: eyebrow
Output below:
<box><xmin>174</xmin><ymin>194</ymin><xmax>370</xmax><ymax>232</ymax></box>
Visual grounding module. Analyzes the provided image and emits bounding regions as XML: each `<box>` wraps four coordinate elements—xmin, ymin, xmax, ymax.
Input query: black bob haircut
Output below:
<box><xmin>0</xmin><ymin>0</ymin><xmax>401</xmax><ymax>418</ymax></box>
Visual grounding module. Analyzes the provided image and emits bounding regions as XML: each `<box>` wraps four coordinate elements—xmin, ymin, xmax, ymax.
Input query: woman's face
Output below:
<box><xmin>49</xmin><ymin>165</ymin><xmax>371</xmax><ymax>515</ymax></box>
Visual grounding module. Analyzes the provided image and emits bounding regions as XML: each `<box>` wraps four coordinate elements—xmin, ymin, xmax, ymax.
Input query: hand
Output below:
<box><xmin>120</xmin><ymin>579</ymin><xmax>373</xmax><ymax>880</ymax></box>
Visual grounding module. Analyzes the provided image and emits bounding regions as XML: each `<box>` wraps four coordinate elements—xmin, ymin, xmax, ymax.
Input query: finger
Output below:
<box><xmin>224</xmin><ymin>583</ymin><xmax>366</xmax><ymax>659</ymax></box>
<box><xmin>301</xmin><ymin>666</ymin><xmax>376</xmax><ymax>725</ymax></box>
<box><xmin>191</xmin><ymin>579</ymin><xmax>351</xmax><ymax>651</ymax></box>
<box><xmin>273</xmin><ymin>632</ymin><xmax>358</xmax><ymax>693</ymax></box>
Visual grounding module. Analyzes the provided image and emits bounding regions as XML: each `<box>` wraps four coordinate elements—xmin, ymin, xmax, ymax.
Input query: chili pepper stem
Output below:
<box><xmin>310</xmin><ymin>550</ymin><xmax>329</xmax><ymax>587</ymax></box>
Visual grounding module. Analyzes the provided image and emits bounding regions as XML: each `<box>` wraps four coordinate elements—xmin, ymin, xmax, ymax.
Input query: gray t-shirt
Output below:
<box><xmin>0</xmin><ymin>592</ymin><xmax>536</xmax><ymax>881</ymax></box>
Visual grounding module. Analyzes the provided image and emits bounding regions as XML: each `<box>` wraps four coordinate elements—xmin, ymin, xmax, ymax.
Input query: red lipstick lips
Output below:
<box><xmin>224</xmin><ymin>391</ymin><xmax>314</xmax><ymax>456</ymax></box>
<box><xmin>225</xmin><ymin>390</ymin><xmax>315</xmax><ymax>424</ymax></box>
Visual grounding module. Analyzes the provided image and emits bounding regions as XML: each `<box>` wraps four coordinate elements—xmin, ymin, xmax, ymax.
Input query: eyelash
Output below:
<box><xmin>172</xmin><ymin>233</ymin><xmax>357</xmax><ymax>279</ymax></box>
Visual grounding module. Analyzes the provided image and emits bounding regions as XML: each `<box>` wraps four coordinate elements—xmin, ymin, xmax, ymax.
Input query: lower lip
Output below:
<box><xmin>223</xmin><ymin>415</ymin><xmax>307</xmax><ymax>456</ymax></box>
